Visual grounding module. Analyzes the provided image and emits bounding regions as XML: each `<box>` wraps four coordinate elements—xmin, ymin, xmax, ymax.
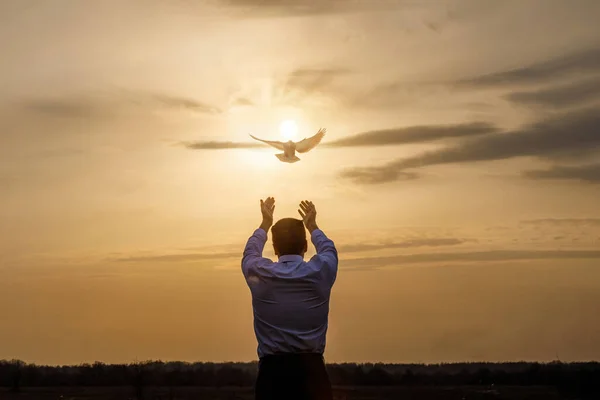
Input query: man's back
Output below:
<box><xmin>242</xmin><ymin>228</ymin><xmax>338</xmax><ymax>357</ymax></box>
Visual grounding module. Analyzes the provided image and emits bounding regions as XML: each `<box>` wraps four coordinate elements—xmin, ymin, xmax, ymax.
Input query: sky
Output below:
<box><xmin>1</xmin><ymin>0</ymin><xmax>600</xmax><ymax>365</ymax></box>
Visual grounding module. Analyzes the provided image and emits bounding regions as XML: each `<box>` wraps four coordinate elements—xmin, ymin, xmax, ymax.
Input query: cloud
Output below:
<box><xmin>523</xmin><ymin>163</ymin><xmax>600</xmax><ymax>184</ymax></box>
<box><xmin>344</xmin><ymin>249</ymin><xmax>600</xmax><ymax>270</ymax></box>
<box><xmin>277</xmin><ymin>68</ymin><xmax>352</xmax><ymax>105</ymax></box>
<box><xmin>276</xmin><ymin>68</ymin><xmax>445</xmax><ymax>110</ymax></box>
<box><xmin>284</xmin><ymin>68</ymin><xmax>350</xmax><ymax>91</ymax></box>
<box><xmin>112</xmin><ymin>251</ymin><xmax>240</xmax><ymax>263</ymax></box>
<box><xmin>325</xmin><ymin>122</ymin><xmax>497</xmax><ymax>148</ymax></box>
<box><xmin>456</xmin><ymin>46</ymin><xmax>600</xmax><ymax>88</ymax></box>
<box><xmin>230</xmin><ymin>97</ymin><xmax>254</xmax><ymax>107</ymax></box>
<box><xmin>182</xmin><ymin>121</ymin><xmax>497</xmax><ymax>151</ymax></box>
<box><xmin>17</xmin><ymin>91</ymin><xmax>220</xmax><ymax>119</ymax></box>
<box><xmin>338</xmin><ymin>238</ymin><xmax>469</xmax><ymax>252</ymax></box>
<box><xmin>113</xmin><ymin>236</ymin><xmax>469</xmax><ymax>263</ymax></box>
<box><xmin>341</xmin><ymin>107</ymin><xmax>600</xmax><ymax>184</ymax></box>
<box><xmin>505</xmin><ymin>77</ymin><xmax>600</xmax><ymax>108</ymax></box>
<box><xmin>22</xmin><ymin>97</ymin><xmax>108</xmax><ymax>118</ymax></box>
<box><xmin>182</xmin><ymin>141</ymin><xmax>263</xmax><ymax>150</ymax></box>
<box><xmin>218</xmin><ymin>0</ymin><xmax>401</xmax><ymax>17</ymax></box>
<box><xmin>341</xmin><ymin>170</ymin><xmax>420</xmax><ymax>185</ymax></box>
<box><xmin>521</xmin><ymin>218</ymin><xmax>600</xmax><ymax>227</ymax></box>
<box><xmin>144</xmin><ymin>93</ymin><xmax>221</xmax><ymax>114</ymax></box>
<box><xmin>224</xmin><ymin>68</ymin><xmax>351</xmax><ymax>109</ymax></box>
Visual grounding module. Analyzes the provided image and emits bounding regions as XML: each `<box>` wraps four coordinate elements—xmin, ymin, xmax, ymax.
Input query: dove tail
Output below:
<box><xmin>276</xmin><ymin>153</ymin><xmax>300</xmax><ymax>163</ymax></box>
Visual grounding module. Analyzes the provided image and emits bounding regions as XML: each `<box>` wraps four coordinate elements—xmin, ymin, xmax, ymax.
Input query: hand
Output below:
<box><xmin>260</xmin><ymin>197</ymin><xmax>275</xmax><ymax>231</ymax></box>
<box><xmin>298</xmin><ymin>200</ymin><xmax>319</xmax><ymax>233</ymax></box>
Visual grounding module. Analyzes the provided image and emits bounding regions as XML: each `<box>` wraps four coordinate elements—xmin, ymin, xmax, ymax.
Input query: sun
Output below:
<box><xmin>279</xmin><ymin>119</ymin><xmax>298</xmax><ymax>141</ymax></box>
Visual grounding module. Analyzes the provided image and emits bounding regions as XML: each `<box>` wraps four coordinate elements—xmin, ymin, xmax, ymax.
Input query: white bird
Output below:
<box><xmin>250</xmin><ymin>128</ymin><xmax>326</xmax><ymax>163</ymax></box>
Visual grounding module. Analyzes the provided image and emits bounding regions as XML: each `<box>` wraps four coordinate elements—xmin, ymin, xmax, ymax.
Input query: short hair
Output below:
<box><xmin>271</xmin><ymin>218</ymin><xmax>307</xmax><ymax>256</ymax></box>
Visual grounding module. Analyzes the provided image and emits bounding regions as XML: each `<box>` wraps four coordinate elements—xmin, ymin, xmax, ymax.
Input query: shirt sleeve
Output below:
<box><xmin>311</xmin><ymin>229</ymin><xmax>338</xmax><ymax>285</ymax></box>
<box><xmin>241</xmin><ymin>228</ymin><xmax>271</xmax><ymax>278</ymax></box>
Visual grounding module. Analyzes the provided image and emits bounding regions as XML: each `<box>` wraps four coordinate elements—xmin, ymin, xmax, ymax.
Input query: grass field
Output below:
<box><xmin>0</xmin><ymin>385</ymin><xmax>563</xmax><ymax>400</ymax></box>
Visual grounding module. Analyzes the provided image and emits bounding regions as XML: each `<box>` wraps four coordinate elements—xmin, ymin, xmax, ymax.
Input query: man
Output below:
<box><xmin>242</xmin><ymin>197</ymin><xmax>338</xmax><ymax>400</ymax></box>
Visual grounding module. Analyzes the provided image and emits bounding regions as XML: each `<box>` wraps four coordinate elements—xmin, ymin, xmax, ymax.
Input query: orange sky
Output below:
<box><xmin>1</xmin><ymin>0</ymin><xmax>600</xmax><ymax>365</ymax></box>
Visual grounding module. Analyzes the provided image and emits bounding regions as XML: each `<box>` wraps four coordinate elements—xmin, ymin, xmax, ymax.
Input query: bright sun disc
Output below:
<box><xmin>279</xmin><ymin>119</ymin><xmax>298</xmax><ymax>141</ymax></box>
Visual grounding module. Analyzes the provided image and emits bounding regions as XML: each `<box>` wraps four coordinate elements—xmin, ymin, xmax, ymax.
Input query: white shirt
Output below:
<box><xmin>242</xmin><ymin>228</ymin><xmax>338</xmax><ymax>358</ymax></box>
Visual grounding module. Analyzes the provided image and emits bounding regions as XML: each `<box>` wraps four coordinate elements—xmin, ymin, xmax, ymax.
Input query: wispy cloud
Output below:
<box><xmin>338</xmin><ymin>238</ymin><xmax>470</xmax><ymax>252</ymax></box>
<box><xmin>505</xmin><ymin>77</ymin><xmax>600</xmax><ymax>109</ymax></box>
<box><xmin>456</xmin><ymin>47</ymin><xmax>600</xmax><ymax>88</ymax></box>
<box><xmin>145</xmin><ymin>93</ymin><xmax>221</xmax><ymax>114</ymax></box>
<box><xmin>112</xmin><ymin>251</ymin><xmax>240</xmax><ymax>263</ymax></box>
<box><xmin>217</xmin><ymin>0</ymin><xmax>405</xmax><ymax>17</ymax></box>
<box><xmin>341</xmin><ymin>107</ymin><xmax>600</xmax><ymax>184</ymax></box>
<box><xmin>344</xmin><ymin>249</ymin><xmax>600</xmax><ymax>270</ymax></box>
<box><xmin>276</xmin><ymin>67</ymin><xmax>352</xmax><ymax>106</ymax></box>
<box><xmin>22</xmin><ymin>96</ymin><xmax>108</xmax><ymax>118</ymax></box>
<box><xmin>341</xmin><ymin>170</ymin><xmax>420</xmax><ymax>185</ymax></box>
<box><xmin>182</xmin><ymin>121</ymin><xmax>497</xmax><ymax>151</ymax></box>
<box><xmin>230</xmin><ymin>97</ymin><xmax>255</xmax><ymax>107</ymax></box>
<box><xmin>16</xmin><ymin>90</ymin><xmax>220</xmax><ymax>119</ymax></box>
<box><xmin>182</xmin><ymin>141</ymin><xmax>263</xmax><ymax>150</ymax></box>
<box><xmin>325</xmin><ymin>122</ymin><xmax>497</xmax><ymax>148</ymax></box>
<box><xmin>523</xmin><ymin>163</ymin><xmax>600</xmax><ymax>184</ymax></box>
<box><xmin>284</xmin><ymin>68</ymin><xmax>350</xmax><ymax>92</ymax></box>
<box><xmin>113</xmin><ymin>236</ymin><xmax>470</xmax><ymax>263</ymax></box>
<box><xmin>520</xmin><ymin>218</ymin><xmax>600</xmax><ymax>227</ymax></box>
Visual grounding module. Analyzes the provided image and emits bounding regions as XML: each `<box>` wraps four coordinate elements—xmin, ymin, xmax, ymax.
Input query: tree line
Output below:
<box><xmin>1</xmin><ymin>360</ymin><xmax>598</xmax><ymax>397</ymax></box>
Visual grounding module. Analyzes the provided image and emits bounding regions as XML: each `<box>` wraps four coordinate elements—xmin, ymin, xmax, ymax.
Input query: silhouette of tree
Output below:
<box><xmin>1</xmin><ymin>359</ymin><xmax>599</xmax><ymax>397</ymax></box>
<box><xmin>8</xmin><ymin>359</ymin><xmax>24</xmax><ymax>392</ymax></box>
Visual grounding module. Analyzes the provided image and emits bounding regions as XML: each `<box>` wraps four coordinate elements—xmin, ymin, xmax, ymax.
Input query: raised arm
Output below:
<box><xmin>241</xmin><ymin>197</ymin><xmax>275</xmax><ymax>277</ymax></box>
<box><xmin>298</xmin><ymin>200</ymin><xmax>338</xmax><ymax>281</ymax></box>
<box><xmin>311</xmin><ymin>229</ymin><xmax>338</xmax><ymax>263</ymax></box>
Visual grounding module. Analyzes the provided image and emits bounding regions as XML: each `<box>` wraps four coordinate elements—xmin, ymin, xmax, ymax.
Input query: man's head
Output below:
<box><xmin>271</xmin><ymin>218</ymin><xmax>307</xmax><ymax>257</ymax></box>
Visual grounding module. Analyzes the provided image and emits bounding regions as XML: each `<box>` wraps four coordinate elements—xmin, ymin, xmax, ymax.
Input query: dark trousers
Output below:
<box><xmin>255</xmin><ymin>353</ymin><xmax>333</xmax><ymax>400</ymax></box>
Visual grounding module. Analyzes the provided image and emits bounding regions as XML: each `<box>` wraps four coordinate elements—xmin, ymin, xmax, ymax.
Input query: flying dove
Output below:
<box><xmin>250</xmin><ymin>128</ymin><xmax>326</xmax><ymax>163</ymax></box>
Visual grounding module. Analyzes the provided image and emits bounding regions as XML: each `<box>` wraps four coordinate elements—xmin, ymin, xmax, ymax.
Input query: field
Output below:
<box><xmin>0</xmin><ymin>386</ymin><xmax>563</xmax><ymax>400</ymax></box>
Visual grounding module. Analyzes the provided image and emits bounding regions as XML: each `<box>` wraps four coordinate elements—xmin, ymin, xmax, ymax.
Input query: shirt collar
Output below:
<box><xmin>278</xmin><ymin>254</ymin><xmax>304</xmax><ymax>263</ymax></box>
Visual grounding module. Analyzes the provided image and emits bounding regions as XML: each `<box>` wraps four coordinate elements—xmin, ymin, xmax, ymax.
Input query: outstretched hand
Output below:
<box><xmin>298</xmin><ymin>200</ymin><xmax>319</xmax><ymax>233</ymax></box>
<box><xmin>260</xmin><ymin>197</ymin><xmax>275</xmax><ymax>231</ymax></box>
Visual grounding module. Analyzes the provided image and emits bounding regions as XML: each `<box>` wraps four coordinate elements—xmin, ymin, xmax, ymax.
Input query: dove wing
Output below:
<box><xmin>249</xmin><ymin>134</ymin><xmax>285</xmax><ymax>151</ymax></box>
<box><xmin>295</xmin><ymin>128</ymin><xmax>326</xmax><ymax>153</ymax></box>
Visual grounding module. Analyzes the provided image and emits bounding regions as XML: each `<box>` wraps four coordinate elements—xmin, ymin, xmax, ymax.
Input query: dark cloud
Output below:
<box><xmin>523</xmin><ymin>163</ymin><xmax>600</xmax><ymax>184</ymax></box>
<box><xmin>182</xmin><ymin>121</ymin><xmax>497</xmax><ymax>152</ymax></box>
<box><xmin>344</xmin><ymin>249</ymin><xmax>600</xmax><ymax>270</ymax></box>
<box><xmin>456</xmin><ymin>47</ymin><xmax>600</xmax><ymax>88</ymax></box>
<box><xmin>341</xmin><ymin>107</ymin><xmax>600</xmax><ymax>184</ymax></box>
<box><xmin>506</xmin><ymin>77</ymin><xmax>600</xmax><ymax>108</ymax></box>
<box><xmin>326</xmin><ymin>122</ymin><xmax>497</xmax><ymax>148</ymax></box>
